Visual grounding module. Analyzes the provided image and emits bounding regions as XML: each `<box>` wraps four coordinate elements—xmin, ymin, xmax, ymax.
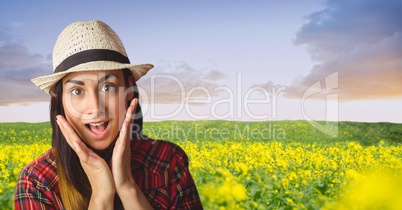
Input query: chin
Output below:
<box><xmin>88</xmin><ymin>140</ymin><xmax>114</xmax><ymax>151</ymax></box>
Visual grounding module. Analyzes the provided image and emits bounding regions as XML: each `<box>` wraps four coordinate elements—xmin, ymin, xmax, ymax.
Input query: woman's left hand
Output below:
<box><xmin>111</xmin><ymin>98</ymin><xmax>137</xmax><ymax>192</ymax></box>
<box><xmin>111</xmin><ymin>98</ymin><xmax>153</xmax><ymax>209</ymax></box>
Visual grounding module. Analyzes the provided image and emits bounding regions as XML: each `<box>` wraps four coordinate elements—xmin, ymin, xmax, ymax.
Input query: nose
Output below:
<box><xmin>85</xmin><ymin>92</ymin><xmax>105</xmax><ymax>119</ymax></box>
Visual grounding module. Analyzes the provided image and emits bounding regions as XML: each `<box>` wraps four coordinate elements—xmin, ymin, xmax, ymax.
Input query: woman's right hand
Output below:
<box><xmin>56</xmin><ymin>115</ymin><xmax>115</xmax><ymax>209</ymax></box>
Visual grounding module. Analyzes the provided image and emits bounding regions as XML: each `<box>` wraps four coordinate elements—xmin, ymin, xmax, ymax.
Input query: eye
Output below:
<box><xmin>70</xmin><ymin>88</ymin><xmax>84</xmax><ymax>96</ymax></box>
<box><xmin>100</xmin><ymin>84</ymin><xmax>116</xmax><ymax>92</ymax></box>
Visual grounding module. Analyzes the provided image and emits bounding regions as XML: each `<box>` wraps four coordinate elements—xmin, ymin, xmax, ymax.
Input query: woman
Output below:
<box><xmin>14</xmin><ymin>20</ymin><xmax>202</xmax><ymax>210</ymax></box>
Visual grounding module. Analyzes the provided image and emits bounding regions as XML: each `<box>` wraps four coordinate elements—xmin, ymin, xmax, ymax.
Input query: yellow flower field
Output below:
<box><xmin>180</xmin><ymin>140</ymin><xmax>402</xmax><ymax>209</ymax></box>
<box><xmin>1</xmin><ymin>121</ymin><xmax>402</xmax><ymax>209</ymax></box>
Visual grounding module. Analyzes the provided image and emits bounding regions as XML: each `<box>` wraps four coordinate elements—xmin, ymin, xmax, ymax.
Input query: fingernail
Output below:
<box><xmin>55</xmin><ymin>116</ymin><xmax>62</xmax><ymax>127</ymax></box>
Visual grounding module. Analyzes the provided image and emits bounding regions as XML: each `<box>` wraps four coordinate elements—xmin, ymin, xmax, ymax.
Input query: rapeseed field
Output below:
<box><xmin>1</xmin><ymin>121</ymin><xmax>402</xmax><ymax>209</ymax></box>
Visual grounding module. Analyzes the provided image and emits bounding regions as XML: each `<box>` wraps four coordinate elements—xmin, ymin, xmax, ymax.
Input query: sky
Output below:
<box><xmin>0</xmin><ymin>0</ymin><xmax>401</xmax><ymax>123</ymax></box>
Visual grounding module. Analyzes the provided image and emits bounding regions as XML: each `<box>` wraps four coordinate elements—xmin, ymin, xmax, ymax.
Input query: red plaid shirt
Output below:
<box><xmin>14</xmin><ymin>139</ymin><xmax>203</xmax><ymax>209</ymax></box>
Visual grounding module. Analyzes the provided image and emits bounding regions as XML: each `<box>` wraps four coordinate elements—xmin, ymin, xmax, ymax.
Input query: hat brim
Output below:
<box><xmin>31</xmin><ymin>61</ymin><xmax>153</xmax><ymax>95</ymax></box>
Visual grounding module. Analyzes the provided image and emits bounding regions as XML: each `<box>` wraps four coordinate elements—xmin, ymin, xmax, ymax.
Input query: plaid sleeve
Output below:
<box><xmin>168</xmin><ymin>146</ymin><xmax>203</xmax><ymax>210</ymax></box>
<box><xmin>14</xmin><ymin>151</ymin><xmax>63</xmax><ymax>210</ymax></box>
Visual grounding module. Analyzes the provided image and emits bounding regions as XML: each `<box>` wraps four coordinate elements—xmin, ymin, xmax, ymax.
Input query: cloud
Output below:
<box><xmin>294</xmin><ymin>0</ymin><xmax>401</xmax><ymax>61</ymax></box>
<box><xmin>136</xmin><ymin>61</ymin><xmax>227</xmax><ymax>104</ymax></box>
<box><xmin>263</xmin><ymin>0</ymin><xmax>401</xmax><ymax>101</ymax></box>
<box><xmin>287</xmin><ymin>32</ymin><xmax>401</xmax><ymax>101</ymax></box>
<box><xmin>0</xmin><ymin>24</ymin><xmax>52</xmax><ymax>106</ymax></box>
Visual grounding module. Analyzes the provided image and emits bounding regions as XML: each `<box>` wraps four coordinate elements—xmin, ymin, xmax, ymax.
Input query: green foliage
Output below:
<box><xmin>0</xmin><ymin>122</ymin><xmax>52</xmax><ymax>145</ymax></box>
<box><xmin>142</xmin><ymin>120</ymin><xmax>402</xmax><ymax>145</ymax></box>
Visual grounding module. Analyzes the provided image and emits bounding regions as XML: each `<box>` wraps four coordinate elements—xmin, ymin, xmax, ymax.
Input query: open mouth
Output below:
<box><xmin>85</xmin><ymin>121</ymin><xmax>109</xmax><ymax>135</ymax></box>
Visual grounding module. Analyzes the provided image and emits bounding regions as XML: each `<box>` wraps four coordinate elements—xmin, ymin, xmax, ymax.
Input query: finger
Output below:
<box><xmin>56</xmin><ymin>115</ymin><xmax>92</xmax><ymax>158</ymax></box>
<box><xmin>73</xmin><ymin>140</ymin><xmax>103</xmax><ymax>168</ymax></box>
<box><xmin>115</xmin><ymin>99</ymin><xmax>138</xmax><ymax>156</ymax></box>
<box><xmin>57</xmin><ymin>120</ymin><xmax>103</xmax><ymax>167</ymax></box>
<box><xmin>124</xmin><ymin>98</ymin><xmax>138</xmax><ymax>127</ymax></box>
<box><xmin>56</xmin><ymin>115</ymin><xmax>81</xmax><ymax>150</ymax></box>
<box><xmin>119</xmin><ymin>98</ymin><xmax>138</xmax><ymax>139</ymax></box>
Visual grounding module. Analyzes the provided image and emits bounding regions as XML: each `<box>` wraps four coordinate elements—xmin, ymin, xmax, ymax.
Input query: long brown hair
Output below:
<box><xmin>50</xmin><ymin>69</ymin><xmax>144</xmax><ymax>209</ymax></box>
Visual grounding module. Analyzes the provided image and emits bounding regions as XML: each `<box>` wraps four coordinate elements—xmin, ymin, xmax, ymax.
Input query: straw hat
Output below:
<box><xmin>31</xmin><ymin>20</ymin><xmax>153</xmax><ymax>94</ymax></box>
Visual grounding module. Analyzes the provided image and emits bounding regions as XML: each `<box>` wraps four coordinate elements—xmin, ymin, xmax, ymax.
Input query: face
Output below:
<box><xmin>62</xmin><ymin>70</ymin><xmax>131</xmax><ymax>150</ymax></box>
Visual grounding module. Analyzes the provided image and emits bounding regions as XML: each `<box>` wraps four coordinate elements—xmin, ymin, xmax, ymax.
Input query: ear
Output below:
<box><xmin>126</xmin><ymin>76</ymin><xmax>135</xmax><ymax>102</ymax></box>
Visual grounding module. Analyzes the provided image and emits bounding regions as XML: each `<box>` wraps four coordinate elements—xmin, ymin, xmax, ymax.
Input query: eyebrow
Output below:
<box><xmin>98</xmin><ymin>74</ymin><xmax>119</xmax><ymax>83</ymax></box>
<box><xmin>64</xmin><ymin>74</ymin><xmax>119</xmax><ymax>85</ymax></box>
